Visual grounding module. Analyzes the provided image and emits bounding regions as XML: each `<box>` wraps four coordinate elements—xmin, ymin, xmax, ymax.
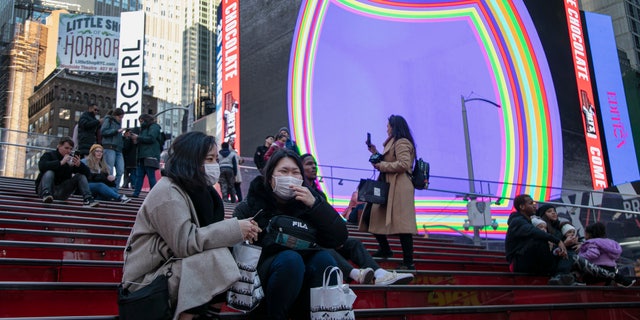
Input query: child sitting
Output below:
<box><xmin>560</xmin><ymin>222</ymin><xmax>581</xmax><ymax>253</ymax></box>
<box><xmin>579</xmin><ymin>222</ymin><xmax>634</xmax><ymax>286</ymax></box>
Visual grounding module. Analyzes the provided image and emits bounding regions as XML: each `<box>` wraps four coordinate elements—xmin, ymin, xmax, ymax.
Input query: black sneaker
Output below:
<box><xmin>396</xmin><ymin>263</ymin><xmax>416</xmax><ymax>271</ymax></box>
<box><xmin>83</xmin><ymin>197</ymin><xmax>99</xmax><ymax>207</ymax></box>
<box><xmin>548</xmin><ymin>273</ymin><xmax>574</xmax><ymax>285</ymax></box>
<box><xmin>372</xmin><ymin>249</ymin><xmax>393</xmax><ymax>259</ymax></box>
<box><xmin>42</xmin><ymin>191</ymin><xmax>53</xmax><ymax>203</ymax></box>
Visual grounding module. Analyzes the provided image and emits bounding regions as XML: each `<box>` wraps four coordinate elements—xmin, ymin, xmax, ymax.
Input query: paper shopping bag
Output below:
<box><xmin>310</xmin><ymin>266</ymin><xmax>357</xmax><ymax>320</ymax></box>
<box><xmin>226</xmin><ymin>242</ymin><xmax>264</xmax><ymax>312</ymax></box>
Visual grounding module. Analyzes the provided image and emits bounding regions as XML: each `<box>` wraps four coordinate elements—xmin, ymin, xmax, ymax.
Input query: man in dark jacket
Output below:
<box><xmin>35</xmin><ymin>136</ymin><xmax>98</xmax><ymax>207</ymax></box>
<box><xmin>505</xmin><ymin>194</ymin><xmax>570</xmax><ymax>284</ymax></box>
<box><xmin>100</xmin><ymin>108</ymin><xmax>126</xmax><ymax>189</ymax></box>
<box><xmin>76</xmin><ymin>103</ymin><xmax>102</xmax><ymax>158</ymax></box>
<box><xmin>253</xmin><ymin>135</ymin><xmax>274</xmax><ymax>172</ymax></box>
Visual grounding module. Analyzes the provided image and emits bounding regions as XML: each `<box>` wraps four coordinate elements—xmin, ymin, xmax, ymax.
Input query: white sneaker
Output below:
<box><xmin>354</xmin><ymin>267</ymin><xmax>375</xmax><ymax>284</ymax></box>
<box><xmin>374</xmin><ymin>271</ymin><xmax>414</xmax><ymax>285</ymax></box>
<box><xmin>120</xmin><ymin>195</ymin><xmax>131</xmax><ymax>204</ymax></box>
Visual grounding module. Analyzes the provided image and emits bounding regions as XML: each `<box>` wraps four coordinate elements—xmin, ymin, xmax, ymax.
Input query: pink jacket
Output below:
<box><xmin>578</xmin><ymin>238</ymin><xmax>622</xmax><ymax>268</ymax></box>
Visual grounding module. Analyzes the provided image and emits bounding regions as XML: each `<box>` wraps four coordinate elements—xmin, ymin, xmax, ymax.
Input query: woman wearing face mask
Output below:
<box><xmin>233</xmin><ymin>149</ymin><xmax>348</xmax><ymax>319</ymax></box>
<box><xmin>121</xmin><ymin>131</ymin><xmax>260</xmax><ymax>320</ymax></box>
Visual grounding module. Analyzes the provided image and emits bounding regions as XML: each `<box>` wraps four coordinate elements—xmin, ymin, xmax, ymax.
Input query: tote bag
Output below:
<box><xmin>226</xmin><ymin>242</ymin><xmax>264</xmax><ymax>312</ymax></box>
<box><xmin>357</xmin><ymin>178</ymin><xmax>389</xmax><ymax>205</ymax></box>
<box><xmin>310</xmin><ymin>266</ymin><xmax>357</xmax><ymax>320</ymax></box>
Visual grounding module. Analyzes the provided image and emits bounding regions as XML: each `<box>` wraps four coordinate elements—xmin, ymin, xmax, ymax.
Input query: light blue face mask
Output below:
<box><xmin>272</xmin><ymin>175</ymin><xmax>304</xmax><ymax>200</ymax></box>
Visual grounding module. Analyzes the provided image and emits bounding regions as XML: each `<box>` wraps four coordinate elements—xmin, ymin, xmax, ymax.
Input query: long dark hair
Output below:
<box><xmin>388</xmin><ymin>114</ymin><xmax>416</xmax><ymax>152</ymax></box>
<box><xmin>164</xmin><ymin>131</ymin><xmax>216</xmax><ymax>192</ymax></box>
<box><xmin>262</xmin><ymin>149</ymin><xmax>303</xmax><ymax>191</ymax></box>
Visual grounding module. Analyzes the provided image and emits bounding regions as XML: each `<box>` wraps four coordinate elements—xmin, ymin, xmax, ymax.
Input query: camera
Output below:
<box><xmin>369</xmin><ymin>153</ymin><xmax>383</xmax><ymax>164</ymax></box>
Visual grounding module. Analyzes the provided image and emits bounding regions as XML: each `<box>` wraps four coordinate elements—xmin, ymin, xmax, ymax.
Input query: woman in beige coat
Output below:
<box><xmin>360</xmin><ymin>115</ymin><xmax>418</xmax><ymax>270</ymax></box>
<box><xmin>121</xmin><ymin>132</ymin><xmax>260</xmax><ymax>320</ymax></box>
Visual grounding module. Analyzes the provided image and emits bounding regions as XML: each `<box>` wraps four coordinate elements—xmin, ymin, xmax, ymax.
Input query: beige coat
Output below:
<box><xmin>121</xmin><ymin>178</ymin><xmax>244</xmax><ymax>319</ymax></box>
<box><xmin>359</xmin><ymin>137</ymin><xmax>417</xmax><ymax>235</ymax></box>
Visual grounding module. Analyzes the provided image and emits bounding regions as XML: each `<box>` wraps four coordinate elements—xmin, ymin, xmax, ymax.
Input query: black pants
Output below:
<box><xmin>512</xmin><ymin>238</ymin><xmax>570</xmax><ymax>275</ymax></box>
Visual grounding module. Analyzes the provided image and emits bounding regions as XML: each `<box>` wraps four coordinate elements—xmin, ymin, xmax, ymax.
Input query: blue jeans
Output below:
<box><xmin>103</xmin><ymin>149</ymin><xmax>124</xmax><ymax>190</ymax></box>
<box><xmin>264</xmin><ymin>250</ymin><xmax>337</xmax><ymax>320</ymax></box>
<box><xmin>88</xmin><ymin>182</ymin><xmax>120</xmax><ymax>201</ymax></box>
<box><xmin>132</xmin><ymin>159</ymin><xmax>157</xmax><ymax>197</ymax></box>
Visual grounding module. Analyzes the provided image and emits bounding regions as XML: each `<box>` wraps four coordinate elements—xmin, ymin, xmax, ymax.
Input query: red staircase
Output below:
<box><xmin>1</xmin><ymin>176</ymin><xmax>639</xmax><ymax>319</ymax></box>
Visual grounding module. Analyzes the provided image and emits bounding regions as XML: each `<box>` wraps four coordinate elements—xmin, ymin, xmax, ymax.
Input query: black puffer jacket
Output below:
<box><xmin>505</xmin><ymin>211</ymin><xmax>561</xmax><ymax>263</ymax></box>
<box><xmin>233</xmin><ymin>176</ymin><xmax>348</xmax><ymax>263</ymax></box>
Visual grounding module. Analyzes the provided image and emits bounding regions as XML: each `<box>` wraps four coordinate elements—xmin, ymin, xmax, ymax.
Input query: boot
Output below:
<box><xmin>572</xmin><ymin>255</ymin><xmax>616</xmax><ymax>279</ymax></box>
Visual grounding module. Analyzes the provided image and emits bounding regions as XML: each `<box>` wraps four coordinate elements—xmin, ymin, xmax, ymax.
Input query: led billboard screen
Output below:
<box><xmin>283</xmin><ymin>0</ymin><xmax>630</xmax><ymax>238</ymax></box>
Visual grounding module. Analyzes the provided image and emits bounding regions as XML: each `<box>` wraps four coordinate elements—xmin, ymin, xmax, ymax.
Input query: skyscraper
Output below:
<box><xmin>580</xmin><ymin>0</ymin><xmax>640</xmax><ymax>69</ymax></box>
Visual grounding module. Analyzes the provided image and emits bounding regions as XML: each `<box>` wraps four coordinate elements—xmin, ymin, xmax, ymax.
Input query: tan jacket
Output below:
<box><xmin>359</xmin><ymin>137</ymin><xmax>417</xmax><ymax>235</ymax></box>
<box><xmin>121</xmin><ymin>178</ymin><xmax>244</xmax><ymax>318</ymax></box>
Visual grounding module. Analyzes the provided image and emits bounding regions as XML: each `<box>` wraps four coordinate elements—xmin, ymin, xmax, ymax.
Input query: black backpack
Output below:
<box><xmin>410</xmin><ymin>158</ymin><xmax>430</xmax><ymax>190</ymax></box>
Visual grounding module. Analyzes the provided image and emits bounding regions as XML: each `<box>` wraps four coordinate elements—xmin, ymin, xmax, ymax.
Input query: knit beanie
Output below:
<box><xmin>561</xmin><ymin>223</ymin><xmax>576</xmax><ymax>236</ymax></box>
<box><xmin>278</xmin><ymin>127</ymin><xmax>290</xmax><ymax>135</ymax></box>
<box><xmin>536</xmin><ymin>204</ymin><xmax>555</xmax><ymax>217</ymax></box>
<box><xmin>531</xmin><ymin>217</ymin><xmax>546</xmax><ymax>228</ymax></box>
<box><xmin>90</xmin><ymin>144</ymin><xmax>103</xmax><ymax>154</ymax></box>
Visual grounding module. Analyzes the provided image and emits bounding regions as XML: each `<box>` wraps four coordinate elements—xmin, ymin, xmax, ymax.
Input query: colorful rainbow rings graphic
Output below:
<box><xmin>287</xmin><ymin>0</ymin><xmax>562</xmax><ymax>237</ymax></box>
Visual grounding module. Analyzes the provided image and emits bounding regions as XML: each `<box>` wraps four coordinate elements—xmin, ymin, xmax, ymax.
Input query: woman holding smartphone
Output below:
<box><xmin>362</xmin><ymin>114</ymin><xmax>418</xmax><ymax>270</ymax></box>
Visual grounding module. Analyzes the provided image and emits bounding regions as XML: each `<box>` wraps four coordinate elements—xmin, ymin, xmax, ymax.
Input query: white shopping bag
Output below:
<box><xmin>310</xmin><ymin>266</ymin><xmax>357</xmax><ymax>320</ymax></box>
<box><xmin>227</xmin><ymin>242</ymin><xmax>264</xmax><ymax>312</ymax></box>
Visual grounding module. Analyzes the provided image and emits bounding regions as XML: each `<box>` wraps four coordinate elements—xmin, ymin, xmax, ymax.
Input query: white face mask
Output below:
<box><xmin>204</xmin><ymin>163</ymin><xmax>220</xmax><ymax>185</ymax></box>
<box><xmin>272</xmin><ymin>175</ymin><xmax>303</xmax><ymax>200</ymax></box>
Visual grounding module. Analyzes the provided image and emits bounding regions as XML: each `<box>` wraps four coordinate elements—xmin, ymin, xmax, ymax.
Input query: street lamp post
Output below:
<box><xmin>460</xmin><ymin>95</ymin><xmax>501</xmax><ymax>245</ymax></box>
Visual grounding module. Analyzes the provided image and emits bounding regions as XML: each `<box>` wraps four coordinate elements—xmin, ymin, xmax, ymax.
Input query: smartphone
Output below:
<box><xmin>366</xmin><ymin>132</ymin><xmax>372</xmax><ymax>147</ymax></box>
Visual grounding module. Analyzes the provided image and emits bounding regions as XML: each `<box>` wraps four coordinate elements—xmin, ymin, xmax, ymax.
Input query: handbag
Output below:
<box><xmin>263</xmin><ymin>215</ymin><xmax>317</xmax><ymax>250</ymax></box>
<box><xmin>227</xmin><ymin>242</ymin><xmax>265</xmax><ymax>312</ymax></box>
<box><xmin>118</xmin><ymin>273</ymin><xmax>173</xmax><ymax>320</ymax></box>
<box><xmin>310</xmin><ymin>266</ymin><xmax>357</xmax><ymax>320</ymax></box>
<box><xmin>144</xmin><ymin>157</ymin><xmax>160</xmax><ymax>169</ymax></box>
<box><xmin>357</xmin><ymin>178</ymin><xmax>389</xmax><ymax>205</ymax></box>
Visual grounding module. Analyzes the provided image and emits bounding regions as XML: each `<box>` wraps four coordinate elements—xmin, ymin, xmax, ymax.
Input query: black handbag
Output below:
<box><xmin>143</xmin><ymin>157</ymin><xmax>160</xmax><ymax>169</ymax></box>
<box><xmin>118</xmin><ymin>274</ymin><xmax>172</xmax><ymax>320</ymax></box>
<box><xmin>357</xmin><ymin>178</ymin><xmax>389</xmax><ymax>205</ymax></box>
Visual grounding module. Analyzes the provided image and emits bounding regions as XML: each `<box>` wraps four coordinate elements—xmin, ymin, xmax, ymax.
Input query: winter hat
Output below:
<box><xmin>278</xmin><ymin>127</ymin><xmax>290</xmax><ymax>135</ymax></box>
<box><xmin>90</xmin><ymin>144</ymin><xmax>103</xmax><ymax>154</ymax></box>
<box><xmin>561</xmin><ymin>223</ymin><xmax>576</xmax><ymax>236</ymax></box>
<box><xmin>531</xmin><ymin>217</ymin><xmax>546</xmax><ymax>228</ymax></box>
<box><xmin>536</xmin><ymin>204</ymin><xmax>555</xmax><ymax>217</ymax></box>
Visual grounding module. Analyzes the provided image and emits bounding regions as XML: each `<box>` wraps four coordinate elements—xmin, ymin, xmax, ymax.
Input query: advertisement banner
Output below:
<box><xmin>218</xmin><ymin>0</ymin><xmax>241</xmax><ymax>153</ymax></box>
<box><xmin>116</xmin><ymin>11</ymin><xmax>145</xmax><ymax>128</ymax></box>
<box><xmin>584</xmin><ymin>12</ymin><xmax>640</xmax><ymax>185</ymax></box>
<box><xmin>57</xmin><ymin>14</ymin><xmax>120</xmax><ymax>72</ymax></box>
<box><xmin>564</xmin><ymin>0</ymin><xmax>608</xmax><ymax>189</ymax></box>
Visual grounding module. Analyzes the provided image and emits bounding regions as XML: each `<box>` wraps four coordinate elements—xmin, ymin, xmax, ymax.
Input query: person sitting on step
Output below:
<box><xmin>301</xmin><ymin>153</ymin><xmax>414</xmax><ymax>285</ymax></box>
<box><xmin>81</xmin><ymin>144</ymin><xmax>131</xmax><ymax>204</ymax></box>
<box><xmin>35</xmin><ymin>136</ymin><xmax>98</xmax><ymax>207</ymax></box>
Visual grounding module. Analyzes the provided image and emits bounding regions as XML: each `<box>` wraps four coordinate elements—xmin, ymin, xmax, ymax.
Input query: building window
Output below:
<box><xmin>57</xmin><ymin>126</ymin><xmax>69</xmax><ymax>137</ymax></box>
<box><xmin>59</xmin><ymin>108</ymin><xmax>71</xmax><ymax>120</ymax></box>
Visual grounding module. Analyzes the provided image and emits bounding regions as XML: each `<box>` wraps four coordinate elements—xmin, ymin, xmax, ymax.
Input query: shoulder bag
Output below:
<box><xmin>118</xmin><ymin>266</ymin><xmax>173</xmax><ymax>320</ymax></box>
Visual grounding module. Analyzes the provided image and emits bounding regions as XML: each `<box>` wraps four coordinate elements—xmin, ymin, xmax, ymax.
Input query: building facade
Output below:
<box><xmin>581</xmin><ymin>0</ymin><xmax>640</xmax><ymax>69</ymax></box>
<box><xmin>24</xmin><ymin>70</ymin><xmax>157</xmax><ymax>179</ymax></box>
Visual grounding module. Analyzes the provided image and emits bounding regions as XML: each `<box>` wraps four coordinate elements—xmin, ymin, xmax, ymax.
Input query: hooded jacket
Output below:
<box><xmin>579</xmin><ymin>237</ymin><xmax>622</xmax><ymax>268</ymax></box>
